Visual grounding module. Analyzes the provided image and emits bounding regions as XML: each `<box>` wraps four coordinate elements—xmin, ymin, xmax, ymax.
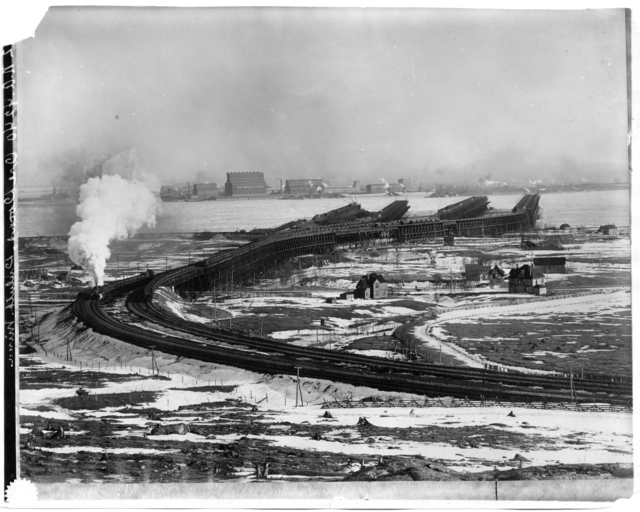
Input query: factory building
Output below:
<box><xmin>365</xmin><ymin>183</ymin><xmax>404</xmax><ymax>194</ymax></box>
<box><xmin>398</xmin><ymin>178</ymin><xmax>411</xmax><ymax>191</ymax></box>
<box><xmin>366</xmin><ymin>183</ymin><xmax>386</xmax><ymax>194</ymax></box>
<box><xmin>284</xmin><ymin>179</ymin><xmax>324</xmax><ymax>195</ymax></box>
<box><xmin>192</xmin><ymin>183</ymin><xmax>218</xmax><ymax>200</ymax></box>
<box><xmin>598</xmin><ymin>224</ymin><xmax>618</xmax><ymax>236</ymax></box>
<box><xmin>323</xmin><ymin>181</ymin><xmax>361</xmax><ymax>194</ymax></box>
<box><xmin>224</xmin><ymin>172</ymin><xmax>267</xmax><ymax>197</ymax></box>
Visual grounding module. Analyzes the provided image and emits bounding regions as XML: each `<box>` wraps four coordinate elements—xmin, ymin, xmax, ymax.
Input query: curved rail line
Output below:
<box><xmin>71</xmin><ymin>195</ymin><xmax>632</xmax><ymax>406</ymax></box>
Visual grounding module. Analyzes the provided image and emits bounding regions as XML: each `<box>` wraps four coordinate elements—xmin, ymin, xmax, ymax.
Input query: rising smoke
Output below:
<box><xmin>67</xmin><ymin>149</ymin><xmax>161</xmax><ymax>286</ymax></box>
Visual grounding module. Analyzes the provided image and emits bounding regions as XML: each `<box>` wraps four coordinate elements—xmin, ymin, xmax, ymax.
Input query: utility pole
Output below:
<box><xmin>150</xmin><ymin>346</ymin><xmax>159</xmax><ymax>376</ymax></box>
<box><xmin>213</xmin><ymin>281</ymin><xmax>217</xmax><ymax>321</ymax></box>
<box><xmin>260</xmin><ymin>315</ymin><xmax>264</xmax><ymax>337</ymax></box>
<box><xmin>294</xmin><ymin>366</ymin><xmax>303</xmax><ymax>407</ymax></box>
<box><xmin>569</xmin><ymin>361</ymin><xmax>575</xmax><ymax>401</ymax></box>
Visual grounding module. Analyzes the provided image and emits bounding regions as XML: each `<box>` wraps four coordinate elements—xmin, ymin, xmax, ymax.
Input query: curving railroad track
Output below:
<box><xmin>70</xmin><ymin>195</ymin><xmax>632</xmax><ymax>407</ymax></box>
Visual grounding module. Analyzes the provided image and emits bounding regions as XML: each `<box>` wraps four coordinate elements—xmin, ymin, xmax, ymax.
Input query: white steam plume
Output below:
<box><xmin>68</xmin><ymin>149</ymin><xmax>161</xmax><ymax>286</ymax></box>
<box><xmin>379</xmin><ymin>178</ymin><xmax>390</xmax><ymax>191</ymax></box>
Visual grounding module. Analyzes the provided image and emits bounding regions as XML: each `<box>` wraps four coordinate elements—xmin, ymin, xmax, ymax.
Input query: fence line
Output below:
<box><xmin>321</xmin><ymin>396</ymin><xmax>632</xmax><ymax>414</ymax></box>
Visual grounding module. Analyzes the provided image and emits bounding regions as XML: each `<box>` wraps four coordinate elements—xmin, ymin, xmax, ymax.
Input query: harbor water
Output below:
<box><xmin>17</xmin><ymin>189</ymin><xmax>630</xmax><ymax>238</ymax></box>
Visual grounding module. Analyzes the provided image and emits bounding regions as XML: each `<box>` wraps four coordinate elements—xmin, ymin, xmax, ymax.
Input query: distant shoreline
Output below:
<box><xmin>17</xmin><ymin>182</ymin><xmax>629</xmax><ymax>206</ymax></box>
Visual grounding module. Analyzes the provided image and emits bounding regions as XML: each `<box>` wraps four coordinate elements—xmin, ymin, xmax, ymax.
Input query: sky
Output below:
<box><xmin>15</xmin><ymin>6</ymin><xmax>630</xmax><ymax>188</ymax></box>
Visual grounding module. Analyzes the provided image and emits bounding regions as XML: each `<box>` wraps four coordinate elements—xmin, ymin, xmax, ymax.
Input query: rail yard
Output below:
<box><xmin>18</xmin><ymin>193</ymin><xmax>633</xmax><ymax>483</ymax></box>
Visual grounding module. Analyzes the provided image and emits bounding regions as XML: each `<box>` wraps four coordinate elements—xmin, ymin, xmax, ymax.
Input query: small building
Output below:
<box><xmin>533</xmin><ymin>256</ymin><xmax>567</xmax><ymax>274</ymax></box>
<box><xmin>192</xmin><ymin>182</ymin><xmax>218</xmax><ymax>200</ymax></box>
<box><xmin>285</xmin><ymin>179</ymin><xmax>324</xmax><ymax>195</ymax></box>
<box><xmin>354</xmin><ymin>276</ymin><xmax>371</xmax><ymax>299</ymax></box>
<box><xmin>224</xmin><ymin>172</ymin><xmax>268</xmax><ymax>197</ymax></box>
<box><xmin>339</xmin><ymin>292</ymin><xmax>355</xmax><ymax>301</ymax></box>
<box><xmin>488</xmin><ymin>265</ymin><xmax>506</xmax><ymax>288</ymax></box>
<box><xmin>597</xmin><ymin>224</ymin><xmax>618</xmax><ymax>236</ymax></box>
<box><xmin>353</xmin><ymin>272</ymin><xmax>388</xmax><ymax>299</ymax></box>
<box><xmin>465</xmin><ymin>264</ymin><xmax>491</xmax><ymax>283</ymax></box>
<box><xmin>443</xmin><ymin>235</ymin><xmax>455</xmax><ymax>246</ymax></box>
<box><xmin>368</xmin><ymin>273</ymin><xmax>388</xmax><ymax>299</ymax></box>
<box><xmin>508</xmin><ymin>264</ymin><xmax>546</xmax><ymax>294</ymax></box>
<box><xmin>532</xmin><ymin>284</ymin><xmax>547</xmax><ymax>295</ymax></box>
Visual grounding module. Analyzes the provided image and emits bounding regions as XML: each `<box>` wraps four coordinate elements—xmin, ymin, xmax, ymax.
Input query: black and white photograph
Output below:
<box><xmin>3</xmin><ymin>2</ymin><xmax>635</xmax><ymax>505</ymax></box>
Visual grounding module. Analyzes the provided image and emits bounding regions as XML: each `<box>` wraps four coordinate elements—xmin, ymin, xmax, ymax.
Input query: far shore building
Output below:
<box><xmin>284</xmin><ymin>179</ymin><xmax>324</xmax><ymax>195</ymax></box>
<box><xmin>192</xmin><ymin>182</ymin><xmax>218</xmax><ymax>200</ymax></box>
<box><xmin>398</xmin><ymin>178</ymin><xmax>411</xmax><ymax>191</ymax></box>
<box><xmin>508</xmin><ymin>264</ymin><xmax>546</xmax><ymax>295</ymax></box>
<box><xmin>365</xmin><ymin>183</ymin><xmax>403</xmax><ymax>194</ymax></box>
<box><xmin>533</xmin><ymin>256</ymin><xmax>567</xmax><ymax>274</ymax></box>
<box><xmin>324</xmin><ymin>181</ymin><xmax>361</xmax><ymax>194</ymax></box>
<box><xmin>224</xmin><ymin>172</ymin><xmax>268</xmax><ymax>197</ymax></box>
<box><xmin>597</xmin><ymin>224</ymin><xmax>618</xmax><ymax>236</ymax></box>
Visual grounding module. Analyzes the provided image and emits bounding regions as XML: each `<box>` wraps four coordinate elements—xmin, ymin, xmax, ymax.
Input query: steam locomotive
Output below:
<box><xmin>76</xmin><ymin>285</ymin><xmax>103</xmax><ymax>300</ymax></box>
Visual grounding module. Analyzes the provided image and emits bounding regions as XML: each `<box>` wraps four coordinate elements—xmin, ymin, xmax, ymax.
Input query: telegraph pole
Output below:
<box><xmin>213</xmin><ymin>281</ymin><xmax>217</xmax><ymax>321</ymax></box>
<box><xmin>294</xmin><ymin>366</ymin><xmax>303</xmax><ymax>407</ymax></box>
<box><xmin>569</xmin><ymin>361</ymin><xmax>575</xmax><ymax>401</ymax></box>
<box><xmin>150</xmin><ymin>346</ymin><xmax>159</xmax><ymax>376</ymax></box>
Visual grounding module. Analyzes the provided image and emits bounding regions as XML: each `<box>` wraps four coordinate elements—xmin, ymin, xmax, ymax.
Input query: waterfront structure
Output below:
<box><xmin>224</xmin><ymin>172</ymin><xmax>267</xmax><ymax>197</ymax></box>
<box><xmin>192</xmin><ymin>183</ymin><xmax>218</xmax><ymax>200</ymax></box>
<box><xmin>284</xmin><ymin>179</ymin><xmax>324</xmax><ymax>195</ymax></box>
<box><xmin>323</xmin><ymin>181</ymin><xmax>360</xmax><ymax>194</ymax></box>
<box><xmin>365</xmin><ymin>183</ymin><xmax>403</xmax><ymax>194</ymax></box>
<box><xmin>508</xmin><ymin>264</ymin><xmax>546</xmax><ymax>294</ymax></box>
<box><xmin>598</xmin><ymin>224</ymin><xmax>618</xmax><ymax>236</ymax></box>
<box><xmin>398</xmin><ymin>178</ymin><xmax>411</xmax><ymax>191</ymax></box>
